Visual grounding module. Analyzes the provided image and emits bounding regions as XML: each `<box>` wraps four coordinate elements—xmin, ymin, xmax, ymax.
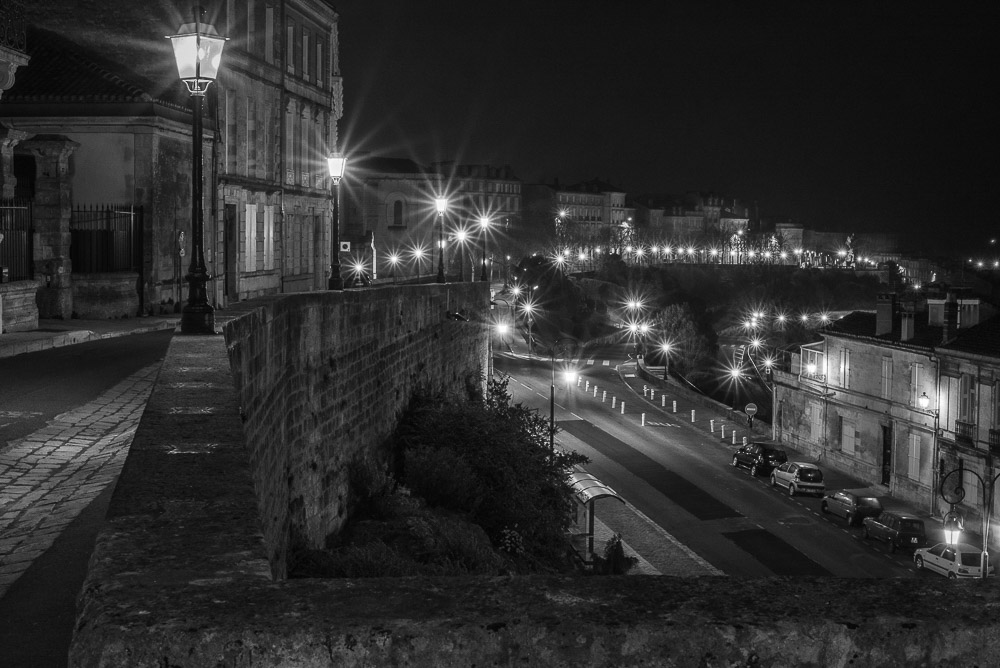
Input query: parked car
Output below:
<box><xmin>914</xmin><ymin>543</ymin><xmax>995</xmax><ymax>579</ymax></box>
<box><xmin>862</xmin><ymin>511</ymin><xmax>927</xmax><ymax>553</ymax></box>
<box><xmin>769</xmin><ymin>462</ymin><xmax>825</xmax><ymax>496</ymax></box>
<box><xmin>820</xmin><ymin>490</ymin><xmax>883</xmax><ymax>526</ymax></box>
<box><xmin>731</xmin><ymin>442</ymin><xmax>788</xmax><ymax>476</ymax></box>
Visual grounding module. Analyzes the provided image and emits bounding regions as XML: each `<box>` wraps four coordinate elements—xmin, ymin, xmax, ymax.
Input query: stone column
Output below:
<box><xmin>23</xmin><ymin>134</ymin><xmax>79</xmax><ymax>319</ymax></box>
<box><xmin>0</xmin><ymin>123</ymin><xmax>30</xmax><ymax>198</ymax></box>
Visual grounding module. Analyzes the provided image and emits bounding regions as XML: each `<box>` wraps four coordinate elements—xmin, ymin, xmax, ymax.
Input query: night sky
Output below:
<box><xmin>336</xmin><ymin>1</ymin><xmax>998</xmax><ymax>250</ymax></box>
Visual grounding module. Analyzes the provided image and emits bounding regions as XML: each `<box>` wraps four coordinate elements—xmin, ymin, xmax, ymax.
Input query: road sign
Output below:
<box><xmin>745</xmin><ymin>403</ymin><xmax>758</xmax><ymax>417</ymax></box>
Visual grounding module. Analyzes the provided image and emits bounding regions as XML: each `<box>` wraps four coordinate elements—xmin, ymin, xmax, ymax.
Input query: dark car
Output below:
<box><xmin>862</xmin><ymin>511</ymin><xmax>927</xmax><ymax>553</ymax></box>
<box><xmin>731</xmin><ymin>442</ymin><xmax>788</xmax><ymax>477</ymax></box>
<box><xmin>821</xmin><ymin>490</ymin><xmax>883</xmax><ymax>526</ymax></box>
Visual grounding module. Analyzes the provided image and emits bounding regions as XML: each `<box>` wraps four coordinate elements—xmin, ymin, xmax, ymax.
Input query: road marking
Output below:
<box><xmin>587</xmin><ymin>359</ymin><xmax>594</xmax><ymax>365</ymax></box>
<box><xmin>603</xmin><ymin>360</ymin><xmax>610</xmax><ymax>366</ymax></box>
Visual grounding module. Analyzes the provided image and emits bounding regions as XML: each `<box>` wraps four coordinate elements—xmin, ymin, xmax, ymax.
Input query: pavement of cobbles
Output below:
<box><xmin>0</xmin><ymin>363</ymin><xmax>159</xmax><ymax>599</ymax></box>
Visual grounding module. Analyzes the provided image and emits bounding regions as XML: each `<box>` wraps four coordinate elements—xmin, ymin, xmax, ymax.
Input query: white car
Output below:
<box><xmin>914</xmin><ymin>543</ymin><xmax>995</xmax><ymax>579</ymax></box>
<box><xmin>769</xmin><ymin>461</ymin><xmax>825</xmax><ymax>496</ymax></box>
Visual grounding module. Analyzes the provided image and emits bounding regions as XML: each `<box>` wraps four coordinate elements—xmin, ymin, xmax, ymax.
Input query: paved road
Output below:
<box><xmin>0</xmin><ymin>331</ymin><xmax>172</xmax><ymax>668</ymax></box>
<box><xmin>496</xmin><ymin>351</ymin><xmax>926</xmax><ymax>579</ymax></box>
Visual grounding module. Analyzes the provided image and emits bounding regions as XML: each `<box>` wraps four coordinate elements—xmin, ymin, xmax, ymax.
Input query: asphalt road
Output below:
<box><xmin>496</xmin><ymin>346</ymin><xmax>926</xmax><ymax>579</ymax></box>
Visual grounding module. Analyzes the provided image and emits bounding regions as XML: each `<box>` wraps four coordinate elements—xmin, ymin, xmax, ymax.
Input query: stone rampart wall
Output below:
<box><xmin>222</xmin><ymin>283</ymin><xmax>489</xmax><ymax>577</ymax></box>
<box><xmin>70</xmin><ymin>284</ymin><xmax>1000</xmax><ymax>668</ymax></box>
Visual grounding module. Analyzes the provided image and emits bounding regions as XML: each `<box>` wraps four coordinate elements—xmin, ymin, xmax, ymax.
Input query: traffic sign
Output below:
<box><xmin>745</xmin><ymin>403</ymin><xmax>758</xmax><ymax>417</ymax></box>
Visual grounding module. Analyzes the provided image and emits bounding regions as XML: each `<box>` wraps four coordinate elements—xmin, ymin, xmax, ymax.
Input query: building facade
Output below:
<box><xmin>774</xmin><ymin>291</ymin><xmax>1000</xmax><ymax>527</ymax></box>
<box><xmin>1</xmin><ymin>0</ymin><xmax>341</xmax><ymax>317</ymax></box>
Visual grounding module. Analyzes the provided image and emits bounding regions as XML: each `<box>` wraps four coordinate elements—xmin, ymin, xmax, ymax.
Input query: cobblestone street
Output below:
<box><xmin>0</xmin><ymin>364</ymin><xmax>159</xmax><ymax>599</ymax></box>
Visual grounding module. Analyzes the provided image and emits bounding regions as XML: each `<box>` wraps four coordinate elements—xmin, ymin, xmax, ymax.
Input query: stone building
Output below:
<box><xmin>0</xmin><ymin>0</ymin><xmax>341</xmax><ymax>325</ymax></box>
<box><xmin>774</xmin><ymin>289</ymin><xmax>999</xmax><ymax>521</ymax></box>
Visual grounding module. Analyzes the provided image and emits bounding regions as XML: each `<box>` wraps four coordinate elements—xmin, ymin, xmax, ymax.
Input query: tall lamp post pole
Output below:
<box><xmin>168</xmin><ymin>11</ymin><xmax>227</xmax><ymax>334</ymax></box>
<box><xmin>327</xmin><ymin>153</ymin><xmax>347</xmax><ymax>289</ymax></box>
<box><xmin>479</xmin><ymin>215</ymin><xmax>490</xmax><ymax>281</ymax></box>
<box><xmin>435</xmin><ymin>198</ymin><xmax>448</xmax><ymax>283</ymax></box>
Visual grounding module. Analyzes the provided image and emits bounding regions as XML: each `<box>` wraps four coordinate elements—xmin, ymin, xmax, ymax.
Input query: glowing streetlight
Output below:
<box><xmin>479</xmin><ymin>215</ymin><xmax>490</xmax><ymax>281</ymax></box>
<box><xmin>435</xmin><ymin>198</ymin><xmax>448</xmax><ymax>283</ymax></box>
<box><xmin>168</xmin><ymin>10</ymin><xmax>228</xmax><ymax>333</ymax></box>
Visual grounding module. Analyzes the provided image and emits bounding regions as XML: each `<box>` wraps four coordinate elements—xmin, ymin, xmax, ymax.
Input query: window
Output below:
<box><xmin>907</xmin><ymin>433</ymin><xmax>921</xmax><ymax>480</ymax></box>
<box><xmin>840</xmin><ymin>417</ymin><xmax>857</xmax><ymax>455</ymax></box>
<box><xmin>316</xmin><ymin>39</ymin><xmax>324</xmax><ymax>88</ymax></box>
<box><xmin>263</xmin><ymin>205</ymin><xmax>275</xmax><ymax>270</ymax></box>
<box><xmin>392</xmin><ymin>200</ymin><xmax>403</xmax><ymax>227</ymax></box>
<box><xmin>910</xmin><ymin>363</ymin><xmax>923</xmax><ymax>407</ymax></box>
<box><xmin>247</xmin><ymin>98</ymin><xmax>257</xmax><ymax>177</ymax></box>
<box><xmin>225</xmin><ymin>89</ymin><xmax>237</xmax><ymax>174</ymax></box>
<box><xmin>302</xmin><ymin>29</ymin><xmax>310</xmax><ymax>80</ymax></box>
<box><xmin>808</xmin><ymin>402</ymin><xmax>822</xmax><ymax>441</ymax></box>
<box><xmin>244</xmin><ymin>203</ymin><xmax>258</xmax><ymax>272</ymax></box>
<box><xmin>286</xmin><ymin>21</ymin><xmax>295</xmax><ymax>73</ymax></box>
<box><xmin>881</xmin><ymin>357</ymin><xmax>893</xmax><ymax>399</ymax></box>
<box><xmin>959</xmin><ymin>373</ymin><xmax>975</xmax><ymax>421</ymax></box>
<box><xmin>265</xmin><ymin>5</ymin><xmax>274</xmax><ymax>64</ymax></box>
<box><xmin>839</xmin><ymin>349</ymin><xmax>851</xmax><ymax>388</ymax></box>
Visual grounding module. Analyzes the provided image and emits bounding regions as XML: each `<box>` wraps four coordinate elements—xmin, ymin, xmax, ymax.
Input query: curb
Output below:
<box><xmin>0</xmin><ymin>321</ymin><xmax>178</xmax><ymax>360</ymax></box>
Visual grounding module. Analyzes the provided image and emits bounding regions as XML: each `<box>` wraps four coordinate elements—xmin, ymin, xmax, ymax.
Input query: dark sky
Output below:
<box><xmin>336</xmin><ymin>1</ymin><xmax>998</xmax><ymax>248</ymax></box>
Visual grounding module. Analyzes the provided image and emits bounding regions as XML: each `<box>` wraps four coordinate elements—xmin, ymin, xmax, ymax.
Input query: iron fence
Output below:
<box><xmin>0</xmin><ymin>198</ymin><xmax>32</xmax><ymax>281</ymax></box>
<box><xmin>70</xmin><ymin>204</ymin><xmax>143</xmax><ymax>273</ymax></box>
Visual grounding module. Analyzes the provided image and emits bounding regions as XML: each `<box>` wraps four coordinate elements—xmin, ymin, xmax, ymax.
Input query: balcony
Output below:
<box><xmin>990</xmin><ymin>428</ymin><xmax>1000</xmax><ymax>456</ymax></box>
<box><xmin>955</xmin><ymin>420</ymin><xmax>975</xmax><ymax>445</ymax></box>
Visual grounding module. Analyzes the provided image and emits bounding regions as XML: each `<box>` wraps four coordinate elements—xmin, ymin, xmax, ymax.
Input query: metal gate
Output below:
<box><xmin>0</xmin><ymin>198</ymin><xmax>32</xmax><ymax>282</ymax></box>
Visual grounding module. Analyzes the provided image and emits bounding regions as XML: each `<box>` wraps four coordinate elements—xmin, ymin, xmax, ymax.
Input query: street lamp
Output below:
<box><xmin>660</xmin><ymin>342</ymin><xmax>672</xmax><ymax>380</ymax></box>
<box><xmin>388</xmin><ymin>252</ymin><xmax>400</xmax><ymax>284</ymax></box>
<box><xmin>521</xmin><ymin>300</ymin><xmax>535</xmax><ymax>354</ymax></box>
<box><xmin>435</xmin><ymin>198</ymin><xmax>448</xmax><ymax>283</ymax></box>
<box><xmin>454</xmin><ymin>228</ymin><xmax>468</xmax><ymax>282</ymax></box>
<box><xmin>326</xmin><ymin>153</ymin><xmax>347</xmax><ymax>289</ymax></box>
<box><xmin>939</xmin><ymin>458</ymin><xmax>998</xmax><ymax>580</ymax></box>
<box><xmin>168</xmin><ymin>10</ymin><xmax>227</xmax><ymax>334</ymax></box>
<box><xmin>479</xmin><ymin>215</ymin><xmax>490</xmax><ymax>281</ymax></box>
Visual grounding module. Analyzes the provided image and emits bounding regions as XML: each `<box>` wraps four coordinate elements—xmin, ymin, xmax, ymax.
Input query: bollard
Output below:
<box><xmin>577</xmin><ymin>377</ymin><xmax>582</xmax><ymax>387</ymax></box>
<box><xmin>602</xmin><ymin>391</ymin><xmax>607</xmax><ymax>402</ymax></box>
<box><xmin>621</xmin><ymin>401</ymin><xmax>625</xmax><ymax>415</ymax></box>
<box><xmin>641</xmin><ymin>413</ymin><xmax>646</xmax><ymax>426</ymax></box>
<box><xmin>732</xmin><ymin>431</ymin><xmax>737</xmax><ymax>445</ymax></box>
<box><xmin>612</xmin><ymin>397</ymin><xmax>617</xmax><ymax>408</ymax></box>
<box><xmin>650</xmin><ymin>389</ymin><xmax>655</xmax><ymax>400</ymax></box>
<box><xmin>721</xmin><ymin>425</ymin><xmax>727</xmax><ymax>439</ymax></box>
<box><xmin>743</xmin><ymin>437</ymin><xmax>748</xmax><ymax>446</ymax></box>
<box><xmin>710</xmin><ymin>419</ymin><xmax>715</xmax><ymax>433</ymax></box>
<box><xmin>586</xmin><ymin>381</ymin><xmax>590</xmax><ymax>392</ymax></box>
<box><xmin>593</xmin><ymin>387</ymin><xmax>598</xmax><ymax>397</ymax></box>
<box><xmin>672</xmin><ymin>400</ymin><xmax>677</xmax><ymax>413</ymax></box>
<box><xmin>691</xmin><ymin>409</ymin><xmax>696</xmax><ymax>423</ymax></box>
<box><xmin>661</xmin><ymin>395</ymin><xmax>666</xmax><ymax>407</ymax></box>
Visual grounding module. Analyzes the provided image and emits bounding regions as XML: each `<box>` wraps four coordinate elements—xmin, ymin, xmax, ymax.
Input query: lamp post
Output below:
<box><xmin>938</xmin><ymin>458</ymin><xmax>998</xmax><ymax>580</ymax></box>
<box><xmin>388</xmin><ymin>253</ymin><xmax>400</xmax><ymax>284</ymax></box>
<box><xmin>454</xmin><ymin>228</ymin><xmax>468</xmax><ymax>281</ymax></box>
<box><xmin>326</xmin><ymin>153</ymin><xmax>347</xmax><ymax>289</ymax></box>
<box><xmin>168</xmin><ymin>10</ymin><xmax>227</xmax><ymax>334</ymax></box>
<box><xmin>548</xmin><ymin>337</ymin><xmax>577</xmax><ymax>453</ymax></box>
<box><xmin>660</xmin><ymin>342</ymin><xmax>672</xmax><ymax>380</ymax></box>
<box><xmin>435</xmin><ymin>198</ymin><xmax>448</xmax><ymax>283</ymax></box>
<box><xmin>479</xmin><ymin>215</ymin><xmax>490</xmax><ymax>281</ymax></box>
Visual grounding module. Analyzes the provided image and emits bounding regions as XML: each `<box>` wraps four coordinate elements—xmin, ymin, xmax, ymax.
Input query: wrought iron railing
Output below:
<box><xmin>0</xmin><ymin>0</ymin><xmax>26</xmax><ymax>53</ymax></box>
<box><xmin>989</xmin><ymin>428</ymin><xmax>1000</xmax><ymax>456</ymax></box>
<box><xmin>955</xmin><ymin>419</ymin><xmax>976</xmax><ymax>445</ymax></box>
<box><xmin>0</xmin><ymin>197</ymin><xmax>32</xmax><ymax>281</ymax></box>
<box><xmin>70</xmin><ymin>204</ymin><xmax>143</xmax><ymax>273</ymax></box>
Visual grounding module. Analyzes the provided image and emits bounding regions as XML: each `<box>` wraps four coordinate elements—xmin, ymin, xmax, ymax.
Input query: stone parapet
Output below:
<box><xmin>0</xmin><ymin>278</ymin><xmax>38</xmax><ymax>332</ymax></box>
<box><xmin>70</xmin><ymin>284</ymin><xmax>1000</xmax><ymax>668</ymax></box>
<box><xmin>71</xmin><ymin>272</ymin><xmax>140</xmax><ymax>319</ymax></box>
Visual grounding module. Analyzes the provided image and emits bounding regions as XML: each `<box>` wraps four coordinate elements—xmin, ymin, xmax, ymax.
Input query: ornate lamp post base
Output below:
<box><xmin>181</xmin><ymin>301</ymin><xmax>216</xmax><ymax>334</ymax></box>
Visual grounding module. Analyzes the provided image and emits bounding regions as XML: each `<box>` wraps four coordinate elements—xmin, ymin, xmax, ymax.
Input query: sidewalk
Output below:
<box><xmin>0</xmin><ymin>315</ymin><xmax>179</xmax><ymax>359</ymax></box>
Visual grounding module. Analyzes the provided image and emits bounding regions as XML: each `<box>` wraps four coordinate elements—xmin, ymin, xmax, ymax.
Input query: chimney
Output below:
<box><xmin>942</xmin><ymin>293</ymin><xmax>958</xmax><ymax>343</ymax></box>
<box><xmin>876</xmin><ymin>293</ymin><xmax>896</xmax><ymax>336</ymax></box>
